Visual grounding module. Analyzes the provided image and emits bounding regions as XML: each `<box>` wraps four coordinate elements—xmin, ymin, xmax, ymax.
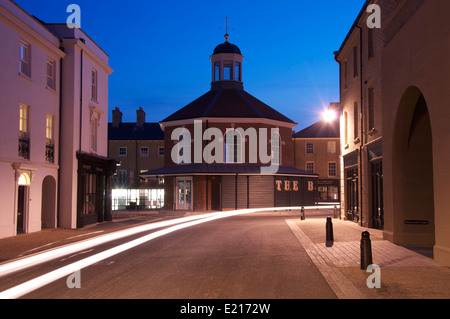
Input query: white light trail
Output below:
<box><xmin>0</xmin><ymin>206</ymin><xmax>333</xmax><ymax>299</ymax></box>
<box><xmin>0</xmin><ymin>213</ymin><xmax>221</xmax><ymax>278</ymax></box>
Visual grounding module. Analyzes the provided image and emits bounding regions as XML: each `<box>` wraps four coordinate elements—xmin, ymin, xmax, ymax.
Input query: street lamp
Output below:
<box><xmin>322</xmin><ymin>109</ymin><xmax>337</xmax><ymax>123</ymax></box>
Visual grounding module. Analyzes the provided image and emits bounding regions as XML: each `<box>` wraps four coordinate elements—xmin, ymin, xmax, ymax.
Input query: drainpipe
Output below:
<box><xmin>79</xmin><ymin>48</ymin><xmax>83</xmax><ymax>152</ymax></box>
<box><xmin>57</xmin><ymin>50</ymin><xmax>63</xmax><ymax>227</ymax></box>
<box><xmin>333</xmin><ymin>51</ymin><xmax>342</xmax><ymax>219</ymax></box>
<box><xmin>356</xmin><ymin>25</ymin><xmax>364</xmax><ymax>227</ymax></box>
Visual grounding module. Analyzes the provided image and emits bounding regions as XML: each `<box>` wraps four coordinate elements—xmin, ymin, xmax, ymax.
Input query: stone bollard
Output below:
<box><xmin>360</xmin><ymin>231</ymin><xmax>373</xmax><ymax>270</ymax></box>
<box><xmin>326</xmin><ymin>217</ymin><xmax>334</xmax><ymax>247</ymax></box>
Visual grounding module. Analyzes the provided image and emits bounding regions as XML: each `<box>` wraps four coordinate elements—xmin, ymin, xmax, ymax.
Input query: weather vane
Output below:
<box><xmin>224</xmin><ymin>16</ymin><xmax>230</xmax><ymax>41</ymax></box>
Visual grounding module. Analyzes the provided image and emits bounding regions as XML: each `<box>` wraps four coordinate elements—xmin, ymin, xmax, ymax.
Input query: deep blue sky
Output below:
<box><xmin>15</xmin><ymin>0</ymin><xmax>364</xmax><ymax>132</ymax></box>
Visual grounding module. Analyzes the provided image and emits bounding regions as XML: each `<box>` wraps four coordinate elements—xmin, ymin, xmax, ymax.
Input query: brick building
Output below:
<box><xmin>334</xmin><ymin>0</ymin><xmax>384</xmax><ymax>228</ymax></box>
<box><xmin>293</xmin><ymin>103</ymin><xmax>341</xmax><ymax>203</ymax></box>
<box><xmin>108</xmin><ymin>107</ymin><xmax>165</xmax><ymax>210</ymax></box>
<box><xmin>144</xmin><ymin>35</ymin><xmax>318</xmax><ymax>211</ymax></box>
<box><xmin>335</xmin><ymin>0</ymin><xmax>450</xmax><ymax>266</ymax></box>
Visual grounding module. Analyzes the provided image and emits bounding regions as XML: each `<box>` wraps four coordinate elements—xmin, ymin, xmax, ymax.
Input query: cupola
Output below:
<box><xmin>210</xmin><ymin>32</ymin><xmax>244</xmax><ymax>90</ymax></box>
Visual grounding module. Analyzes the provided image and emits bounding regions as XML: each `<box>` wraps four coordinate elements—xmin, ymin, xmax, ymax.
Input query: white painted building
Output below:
<box><xmin>0</xmin><ymin>0</ymin><xmax>114</xmax><ymax>238</ymax></box>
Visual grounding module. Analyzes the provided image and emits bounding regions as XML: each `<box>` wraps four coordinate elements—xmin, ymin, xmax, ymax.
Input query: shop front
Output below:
<box><xmin>76</xmin><ymin>152</ymin><xmax>117</xmax><ymax>228</ymax></box>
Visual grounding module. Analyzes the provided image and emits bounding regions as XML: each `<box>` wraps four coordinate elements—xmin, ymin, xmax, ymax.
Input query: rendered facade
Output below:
<box><xmin>0</xmin><ymin>0</ymin><xmax>114</xmax><ymax>238</ymax></box>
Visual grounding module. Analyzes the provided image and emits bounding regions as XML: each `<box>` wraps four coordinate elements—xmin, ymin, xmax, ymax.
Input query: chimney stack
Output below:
<box><xmin>136</xmin><ymin>107</ymin><xmax>146</xmax><ymax>127</ymax></box>
<box><xmin>112</xmin><ymin>107</ymin><xmax>122</xmax><ymax>127</ymax></box>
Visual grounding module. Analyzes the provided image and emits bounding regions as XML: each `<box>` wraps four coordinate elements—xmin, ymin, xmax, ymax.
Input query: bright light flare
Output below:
<box><xmin>322</xmin><ymin>109</ymin><xmax>337</xmax><ymax>122</ymax></box>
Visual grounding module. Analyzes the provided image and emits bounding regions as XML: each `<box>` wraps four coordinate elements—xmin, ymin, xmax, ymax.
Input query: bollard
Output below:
<box><xmin>334</xmin><ymin>205</ymin><xmax>338</xmax><ymax>219</ymax></box>
<box><xmin>326</xmin><ymin>217</ymin><xmax>334</xmax><ymax>247</ymax></box>
<box><xmin>300</xmin><ymin>207</ymin><xmax>305</xmax><ymax>221</ymax></box>
<box><xmin>361</xmin><ymin>231</ymin><xmax>373</xmax><ymax>270</ymax></box>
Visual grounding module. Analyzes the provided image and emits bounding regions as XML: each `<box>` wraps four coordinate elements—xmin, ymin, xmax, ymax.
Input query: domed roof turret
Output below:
<box><xmin>213</xmin><ymin>41</ymin><xmax>242</xmax><ymax>55</ymax></box>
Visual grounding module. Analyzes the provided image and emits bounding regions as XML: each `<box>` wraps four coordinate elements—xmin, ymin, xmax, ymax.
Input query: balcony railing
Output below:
<box><xmin>18</xmin><ymin>137</ymin><xmax>30</xmax><ymax>159</ymax></box>
<box><xmin>45</xmin><ymin>143</ymin><xmax>54</xmax><ymax>163</ymax></box>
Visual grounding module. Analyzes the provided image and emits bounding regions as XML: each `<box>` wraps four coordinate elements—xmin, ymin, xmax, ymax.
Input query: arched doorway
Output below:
<box><xmin>17</xmin><ymin>172</ymin><xmax>31</xmax><ymax>234</ymax></box>
<box><xmin>392</xmin><ymin>87</ymin><xmax>435</xmax><ymax>247</ymax></box>
<box><xmin>41</xmin><ymin>176</ymin><xmax>57</xmax><ymax>228</ymax></box>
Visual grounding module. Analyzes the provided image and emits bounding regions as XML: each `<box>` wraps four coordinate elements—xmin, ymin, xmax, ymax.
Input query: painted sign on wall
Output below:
<box><xmin>275</xmin><ymin>180</ymin><xmax>314</xmax><ymax>192</ymax></box>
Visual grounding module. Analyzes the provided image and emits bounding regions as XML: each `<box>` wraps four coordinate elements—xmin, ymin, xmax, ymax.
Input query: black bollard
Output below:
<box><xmin>326</xmin><ymin>217</ymin><xmax>334</xmax><ymax>247</ymax></box>
<box><xmin>300</xmin><ymin>207</ymin><xmax>305</xmax><ymax>220</ymax></box>
<box><xmin>360</xmin><ymin>231</ymin><xmax>373</xmax><ymax>270</ymax></box>
<box><xmin>334</xmin><ymin>205</ymin><xmax>338</xmax><ymax>219</ymax></box>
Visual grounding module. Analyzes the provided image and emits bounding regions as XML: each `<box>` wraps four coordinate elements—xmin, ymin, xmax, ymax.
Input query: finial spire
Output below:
<box><xmin>224</xmin><ymin>16</ymin><xmax>229</xmax><ymax>42</ymax></box>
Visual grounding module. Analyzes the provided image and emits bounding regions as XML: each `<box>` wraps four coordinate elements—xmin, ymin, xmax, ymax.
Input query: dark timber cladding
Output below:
<box><xmin>221</xmin><ymin>175</ymin><xmax>317</xmax><ymax>210</ymax></box>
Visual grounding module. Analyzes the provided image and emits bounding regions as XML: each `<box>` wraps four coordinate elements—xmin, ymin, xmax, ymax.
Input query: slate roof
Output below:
<box><xmin>108</xmin><ymin>122</ymin><xmax>164</xmax><ymax>141</ymax></box>
<box><xmin>293</xmin><ymin>120</ymin><xmax>340</xmax><ymax>139</ymax></box>
<box><xmin>141</xmin><ymin>164</ymin><xmax>318</xmax><ymax>177</ymax></box>
<box><xmin>161</xmin><ymin>88</ymin><xmax>296</xmax><ymax>124</ymax></box>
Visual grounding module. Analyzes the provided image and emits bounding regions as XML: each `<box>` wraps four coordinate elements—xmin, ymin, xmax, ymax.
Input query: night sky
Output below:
<box><xmin>14</xmin><ymin>0</ymin><xmax>364</xmax><ymax>132</ymax></box>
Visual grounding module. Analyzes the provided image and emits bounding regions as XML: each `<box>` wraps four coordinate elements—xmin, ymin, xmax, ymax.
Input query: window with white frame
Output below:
<box><xmin>271</xmin><ymin>131</ymin><xmax>281</xmax><ymax>165</ymax></box>
<box><xmin>306</xmin><ymin>162</ymin><xmax>315</xmax><ymax>173</ymax></box>
<box><xmin>46</xmin><ymin>59</ymin><xmax>56</xmax><ymax>90</ymax></box>
<box><xmin>91</xmin><ymin>69</ymin><xmax>98</xmax><ymax>101</ymax></box>
<box><xmin>19</xmin><ymin>41</ymin><xmax>31</xmax><ymax>77</ymax></box>
<box><xmin>140</xmin><ymin>147</ymin><xmax>149</xmax><ymax>157</ymax></box>
<box><xmin>46</xmin><ymin>114</ymin><xmax>54</xmax><ymax>144</ymax></box>
<box><xmin>328</xmin><ymin>162</ymin><xmax>337</xmax><ymax>177</ymax></box>
<box><xmin>19</xmin><ymin>104</ymin><xmax>29</xmax><ymax>137</ymax></box>
<box><xmin>235</xmin><ymin>62</ymin><xmax>241</xmax><ymax>81</ymax></box>
<box><xmin>19</xmin><ymin>104</ymin><xmax>30</xmax><ymax>159</ymax></box>
<box><xmin>327</xmin><ymin>141</ymin><xmax>337</xmax><ymax>155</ymax></box>
<box><xmin>224</xmin><ymin>130</ymin><xmax>242</xmax><ymax>163</ymax></box>
<box><xmin>118</xmin><ymin>147</ymin><xmax>127</xmax><ymax>157</ymax></box>
<box><xmin>306</xmin><ymin>142</ymin><xmax>314</xmax><ymax>155</ymax></box>
<box><xmin>214</xmin><ymin>62</ymin><xmax>220</xmax><ymax>81</ymax></box>
<box><xmin>223</xmin><ymin>61</ymin><xmax>232</xmax><ymax>80</ymax></box>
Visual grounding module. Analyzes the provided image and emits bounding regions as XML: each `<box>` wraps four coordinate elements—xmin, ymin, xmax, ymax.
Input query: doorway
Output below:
<box><xmin>17</xmin><ymin>186</ymin><xmax>26</xmax><ymax>234</ymax></box>
<box><xmin>346</xmin><ymin>167</ymin><xmax>359</xmax><ymax>222</ymax></box>
<box><xmin>176</xmin><ymin>177</ymin><xmax>192</xmax><ymax>210</ymax></box>
<box><xmin>371</xmin><ymin>160</ymin><xmax>384</xmax><ymax>230</ymax></box>
<box><xmin>41</xmin><ymin>176</ymin><xmax>57</xmax><ymax>228</ymax></box>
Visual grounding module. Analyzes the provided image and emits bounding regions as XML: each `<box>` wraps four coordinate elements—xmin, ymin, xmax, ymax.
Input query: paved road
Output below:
<box><xmin>0</xmin><ymin>214</ymin><xmax>337</xmax><ymax>299</ymax></box>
